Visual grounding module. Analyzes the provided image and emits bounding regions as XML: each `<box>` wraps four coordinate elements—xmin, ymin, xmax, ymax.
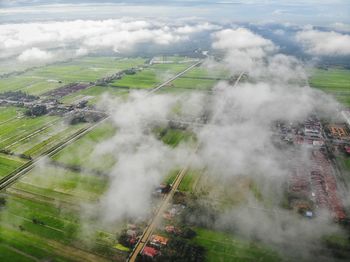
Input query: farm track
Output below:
<box><xmin>0</xmin><ymin>116</ymin><xmax>110</xmax><ymax>191</ymax></box>
<box><xmin>128</xmin><ymin>157</ymin><xmax>193</xmax><ymax>262</ymax></box>
<box><xmin>128</xmin><ymin>71</ymin><xmax>244</xmax><ymax>261</ymax></box>
<box><xmin>149</xmin><ymin>60</ymin><xmax>202</xmax><ymax>93</ymax></box>
<box><xmin>4</xmin><ymin>118</ymin><xmax>61</xmax><ymax>149</ymax></box>
<box><xmin>0</xmin><ymin>60</ymin><xmax>203</xmax><ymax>192</ymax></box>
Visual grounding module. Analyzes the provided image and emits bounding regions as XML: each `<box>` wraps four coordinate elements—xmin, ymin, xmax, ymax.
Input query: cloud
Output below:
<box><xmin>175</xmin><ymin>22</ymin><xmax>222</xmax><ymax>34</ymax></box>
<box><xmin>296</xmin><ymin>29</ymin><xmax>350</xmax><ymax>56</ymax></box>
<box><xmin>192</xmin><ymin>27</ymin><xmax>343</xmax><ymax>259</ymax></box>
<box><xmin>87</xmin><ymin>91</ymin><xmax>203</xmax><ymax>223</ymax></box>
<box><xmin>0</xmin><ymin>19</ymin><xmax>220</xmax><ymax>62</ymax></box>
<box><xmin>330</xmin><ymin>22</ymin><xmax>350</xmax><ymax>32</ymax></box>
<box><xmin>17</xmin><ymin>47</ymin><xmax>53</xmax><ymax>62</ymax></box>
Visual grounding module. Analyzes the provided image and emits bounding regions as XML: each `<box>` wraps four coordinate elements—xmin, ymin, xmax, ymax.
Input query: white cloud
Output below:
<box><xmin>17</xmin><ymin>47</ymin><xmax>53</xmax><ymax>62</ymax></box>
<box><xmin>0</xmin><ymin>19</ymin><xmax>220</xmax><ymax>62</ymax></box>
<box><xmin>296</xmin><ymin>29</ymin><xmax>350</xmax><ymax>56</ymax></box>
<box><xmin>211</xmin><ymin>28</ymin><xmax>279</xmax><ymax>76</ymax></box>
<box><xmin>175</xmin><ymin>22</ymin><xmax>222</xmax><ymax>34</ymax></box>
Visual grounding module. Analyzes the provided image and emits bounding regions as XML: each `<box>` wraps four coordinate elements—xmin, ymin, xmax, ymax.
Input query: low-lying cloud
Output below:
<box><xmin>296</xmin><ymin>29</ymin><xmax>350</xmax><ymax>56</ymax></box>
<box><xmin>0</xmin><ymin>19</ymin><xmax>220</xmax><ymax>64</ymax></box>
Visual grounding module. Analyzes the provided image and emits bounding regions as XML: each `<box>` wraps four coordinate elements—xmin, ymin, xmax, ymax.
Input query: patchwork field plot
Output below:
<box><xmin>0</xmin><ymin>114</ymin><xmax>59</xmax><ymax>149</ymax></box>
<box><xmin>180</xmin><ymin>66</ymin><xmax>230</xmax><ymax>80</ymax></box>
<box><xmin>0</xmin><ymin>57</ymin><xmax>146</xmax><ymax>95</ymax></box>
<box><xmin>110</xmin><ymin>63</ymin><xmax>191</xmax><ymax>89</ymax></box>
<box><xmin>0</xmin><ymin>163</ymin><xmax>124</xmax><ymax>261</ymax></box>
<box><xmin>309</xmin><ymin>68</ymin><xmax>350</xmax><ymax>106</ymax></box>
<box><xmin>60</xmin><ymin>86</ymin><xmax>128</xmax><ymax>105</ymax></box>
<box><xmin>191</xmin><ymin>228</ymin><xmax>280</xmax><ymax>262</ymax></box>
<box><xmin>169</xmin><ymin>77</ymin><xmax>218</xmax><ymax>90</ymax></box>
<box><xmin>0</xmin><ymin>154</ymin><xmax>26</xmax><ymax>179</ymax></box>
<box><xmin>161</xmin><ymin>64</ymin><xmax>229</xmax><ymax>92</ymax></box>
<box><xmin>53</xmin><ymin>121</ymin><xmax>116</xmax><ymax>173</ymax></box>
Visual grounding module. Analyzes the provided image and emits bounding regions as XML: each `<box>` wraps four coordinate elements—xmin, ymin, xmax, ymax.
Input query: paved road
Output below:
<box><xmin>149</xmin><ymin>61</ymin><xmax>202</xmax><ymax>93</ymax></box>
<box><xmin>128</xmin><ymin>157</ymin><xmax>194</xmax><ymax>262</ymax></box>
<box><xmin>128</xmin><ymin>71</ymin><xmax>246</xmax><ymax>261</ymax></box>
<box><xmin>0</xmin><ymin>61</ymin><xmax>202</xmax><ymax>191</ymax></box>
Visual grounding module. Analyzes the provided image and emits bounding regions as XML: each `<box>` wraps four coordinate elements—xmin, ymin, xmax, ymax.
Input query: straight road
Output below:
<box><xmin>128</xmin><ymin>157</ymin><xmax>194</xmax><ymax>262</ymax></box>
<box><xmin>149</xmin><ymin>60</ymin><xmax>202</xmax><ymax>93</ymax></box>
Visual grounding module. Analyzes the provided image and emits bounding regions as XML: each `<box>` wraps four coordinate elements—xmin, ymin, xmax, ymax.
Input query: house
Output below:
<box><xmin>150</xmin><ymin>235</ymin><xmax>169</xmax><ymax>246</ymax></box>
<box><xmin>142</xmin><ymin>246</ymin><xmax>159</xmax><ymax>258</ymax></box>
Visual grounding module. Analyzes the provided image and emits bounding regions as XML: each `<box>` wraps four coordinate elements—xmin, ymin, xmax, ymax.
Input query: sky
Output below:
<box><xmin>0</xmin><ymin>0</ymin><xmax>349</xmax><ymax>25</ymax></box>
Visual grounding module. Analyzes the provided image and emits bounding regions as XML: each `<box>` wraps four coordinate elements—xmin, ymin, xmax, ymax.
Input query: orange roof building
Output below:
<box><xmin>151</xmin><ymin>235</ymin><xmax>169</xmax><ymax>246</ymax></box>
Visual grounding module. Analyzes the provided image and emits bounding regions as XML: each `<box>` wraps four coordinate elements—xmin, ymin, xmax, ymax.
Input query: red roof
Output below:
<box><xmin>142</xmin><ymin>246</ymin><xmax>159</xmax><ymax>258</ymax></box>
<box><xmin>345</xmin><ymin>146</ymin><xmax>350</xmax><ymax>154</ymax></box>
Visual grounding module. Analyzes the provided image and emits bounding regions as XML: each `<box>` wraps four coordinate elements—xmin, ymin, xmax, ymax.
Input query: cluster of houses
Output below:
<box><xmin>278</xmin><ymin>115</ymin><xmax>348</xmax><ymax>221</ymax></box>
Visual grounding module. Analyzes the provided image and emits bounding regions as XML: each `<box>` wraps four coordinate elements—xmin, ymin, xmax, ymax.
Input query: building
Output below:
<box><xmin>142</xmin><ymin>246</ymin><xmax>159</xmax><ymax>258</ymax></box>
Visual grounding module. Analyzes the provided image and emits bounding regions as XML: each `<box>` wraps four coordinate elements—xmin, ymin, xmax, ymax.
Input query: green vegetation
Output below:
<box><xmin>0</xmin><ymin>107</ymin><xmax>23</xmax><ymax>123</ymax></box>
<box><xmin>0</xmin><ymin>155</ymin><xmax>25</xmax><ymax>179</ymax></box>
<box><xmin>169</xmin><ymin>77</ymin><xmax>218</xmax><ymax>90</ymax></box>
<box><xmin>156</xmin><ymin>127</ymin><xmax>196</xmax><ymax>147</ymax></box>
<box><xmin>0</xmin><ymin>57</ymin><xmax>146</xmax><ymax>95</ymax></box>
<box><xmin>181</xmin><ymin>66</ymin><xmax>230</xmax><ymax>80</ymax></box>
<box><xmin>309</xmin><ymin>68</ymin><xmax>350</xmax><ymax>106</ymax></box>
<box><xmin>60</xmin><ymin>85</ymin><xmax>128</xmax><ymax>104</ymax></box>
<box><xmin>0</xmin><ymin>115</ymin><xmax>59</xmax><ymax>149</ymax></box>
<box><xmin>179</xmin><ymin>169</ymin><xmax>201</xmax><ymax>192</ymax></box>
<box><xmin>110</xmin><ymin>63</ymin><xmax>190</xmax><ymax>89</ymax></box>
<box><xmin>191</xmin><ymin>228</ymin><xmax>280</xmax><ymax>262</ymax></box>
<box><xmin>53</xmin><ymin>121</ymin><xmax>116</xmax><ymax>172</ymax></box>
<box><xmin>0</xmin><ymin>162</ymin><xmax>120</xmax><ymax>261</ymax></box>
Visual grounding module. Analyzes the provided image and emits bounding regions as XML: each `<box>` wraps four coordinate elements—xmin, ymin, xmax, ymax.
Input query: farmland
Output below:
<box><xmin>191</xmin><ymin>228</ymin><xmax>280</xmax><ymax>262</ymax></box>
<box><xmin>0</xmin><ymin>56</ymin><xmax>231</xmax><ymax>261</ymax></box>
<box><xmin>110</xmin><ymin>63</ymin><xmax>193</xmax><ymax>89</ymax></box>
<box><xmin>1</xmin><ymin>54</ymin><xmax>336</xmax><ymax>262</ymax></box>
<box><xmin>309</xmin><ymin>68</ymin><xmax>350</xmax><ymax>106</ymax></box>
<box><xmin>0</xmin><ymin>57</ymin><xmax>146</xmax><ymax>95</ymax></box>
<box><xmin>53</xmin><ymin>121</ymin><xmax>116</xmax><ymax>172</ymax></box>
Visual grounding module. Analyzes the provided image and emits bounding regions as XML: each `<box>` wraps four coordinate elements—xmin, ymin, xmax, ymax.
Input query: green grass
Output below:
<box><xmin>110</xmin><ymin>63</ymin><xmax>191</xmax><ymax>89</ymax></box>
<box><xmin>14</xmin><ymin>123</ymin><xmax>88</xmax><ymax>158</ymax></box>
<box><xmin>0</xmin><ymin>57</ymin><xmax>146</xmax><ymax>95</ymax></box>
<box><xmin>15</xmin><ymin>165</ymin><xmax>108</xmax><ymax>202</ymax></box>
<box><xmin>309</xmin><ymin>68</ymin><xmax>350</xmax><ymax>90</ymax></box>
<box><xmin>156</xmin><ymin>128</ymin><xmax>196</xmax><ymax>148</ymax></box>
<box><xmin>0</xmin><ymin>107</ymin><xmax>24</xmax><ymax>124</ymax></box>
<box><xmin>60</xmin><ymin>85</ymin><xmax>128</xmax><ymax>105</ymax></box>
<box><xmin>179</xmin><ymin>169</ymin><xmax>201</xmax><ymax>192</ymax></box>
<box><xmin>0</xmin><ymin>244</ymin><xmax>37</xmax><ymax>262</ymax></box>
<box><xmin>0</xmin><ymin>115</ymin><xmax>59</xmax><ymax>149</ymax></box>
<box><xmin>111</xmin><ymin>69</ymin><xmax>160</xmax><ymax>89</ymax></box>
<box><xmin>180</xmin><ymin>66</ymin><xmax>230</xmax><ymax>80</ymax></box>
<box><xmin>169</xmin><ymin>77</ymin><xmax>218</xmax><ymax>90</ymax></box>
<box><xmin>191</xmin><ymin>228</ymin><xmax>280</xmax><ymax>262</ymax></box>
<box><xmin>53</xmin><ymin>122</ymin><xmax>116</xmax><ymax>172</ymax></box>
<box><xmin>0</xmin><ymin>155</ymin><xmax>25</xmax><ymax>179</ymax></box>
<box><xmin>309</xmin><ymin>68</ymin><xmax>350</xmax><ymax>106</ymax></box>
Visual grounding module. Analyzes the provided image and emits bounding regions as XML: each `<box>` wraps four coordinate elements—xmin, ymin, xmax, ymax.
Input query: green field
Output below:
<box><xmin>309</xmin><ymin>68</ymin><xmax>350</xmax><ymax>106</ymax></box>
<box><xmin>0</xmin><ymin>57</ymin><xmax>146</xmax><ymax>95</ymax></box>
<box><xmin>179</xmin><ymin>169</ymin><xmax>201</xmax><ymax>192</ymax></box>
<box><xmin>180</xmin><ymin>66</ymin><xmax>230</xmax><ymax>80</ymax></box>
<box><xmin>110</xmin><ymin>63</ymin><xmax>191</xmax><ymax>89</ymax></box>
<box><xmin>0</xmin><ymin>154</ymin><xmax>26</xmax><ymax>179</ymax></box>
<box><xmin>0</xmin><ymin>114</ymin><xmax>60</xmax><ymax>149</ymax></box>
<box><xmin>60</xmin><ymin>85</ymin><xmax>128</xmax><ymax>104</ymax></box>
<box><xmin>169</xmin><ymin>77</ymin><xmax>218</xmax><ymax>90</ymax></box>
<box><xmin>156</xmin><ymin>127</ymin><xmax>196</xmax><ymax>148</ymax></box>
<box><xmin>0</xmin><ymin>161</ymin><xmax>122</xmax><ymax>261</ymax></box>
<box><xmin>53</xmin><ymin>121</ymin><xmax>116</xmax><ymax>172</ymax></box>
<box><xmin>191</xmin><ymin>228</ymin><xmax>280</xmax><ymax>262</ymax></box>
